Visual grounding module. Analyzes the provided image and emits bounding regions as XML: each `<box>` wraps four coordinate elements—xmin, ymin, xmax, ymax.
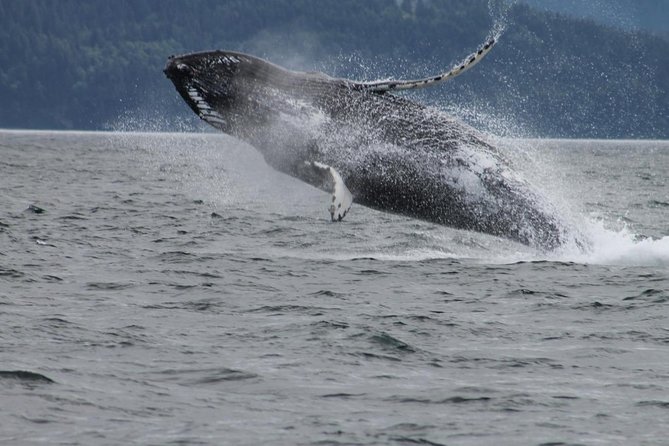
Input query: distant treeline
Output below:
<box><xmin>0</xmin><ymin>0</ymin><xmax>667</xmax><ymax>138</ymax></box>
<box><xmin>522</xmin><ymin>0</ymin><xmax>669</xmax><ymax>35</ymax></box>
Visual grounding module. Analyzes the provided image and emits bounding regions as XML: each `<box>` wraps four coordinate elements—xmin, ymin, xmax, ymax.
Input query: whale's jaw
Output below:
<box><xmin>164</xmin><ymin>52</ymin><xmax>249</xmax><ymax>133</ymax></box>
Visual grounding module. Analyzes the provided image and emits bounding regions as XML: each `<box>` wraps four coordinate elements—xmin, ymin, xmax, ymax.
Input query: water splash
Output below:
<box><xmin>488</xmin><ymin>0</ymin><xmax>516</xmax><ymax>40</ymax></box>
<box><xmin>551</xmin><ymin>221</ymin><xmax>669</xmax><ymax>267</ymax></box>
<box><xmin>474</xmin><ymin>4</ymin><xmax>668</xmax><ymax>266</ymax></box>
<box><xmin>106</xmin><ymin>106</ymin><xmax>206</xmax><ymax>134</ymax></box>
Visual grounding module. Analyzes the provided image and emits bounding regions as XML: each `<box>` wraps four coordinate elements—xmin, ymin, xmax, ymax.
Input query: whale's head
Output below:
<box><xmin>164</xmin><ymin>51</ymin><xmax>252</xmax><ymax>133</ymax></box>
<box><xmin>165</xmin><ymin>51</ymin><xmax>335</xmax><ymax>138</ymax></box>
<box><xmin>165</xmin><ymin>50</ymin><xmax>344</xmax><ymax>173</ymax></box>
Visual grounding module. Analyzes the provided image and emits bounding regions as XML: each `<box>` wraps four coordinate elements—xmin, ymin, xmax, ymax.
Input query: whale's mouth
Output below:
<box><xmin>164</xmin><ymin>52</ymin><xmax>247</xmax><ymax>131</ymax></box>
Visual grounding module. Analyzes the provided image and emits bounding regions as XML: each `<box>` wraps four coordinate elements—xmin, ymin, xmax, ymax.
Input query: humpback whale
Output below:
<box><xmin>164</xmin><ymin>36</ymin><xmax>573</xmax><ymax>250</ymax></box>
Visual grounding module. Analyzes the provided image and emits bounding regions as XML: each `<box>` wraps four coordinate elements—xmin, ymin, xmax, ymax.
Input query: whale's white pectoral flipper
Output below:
<box><xmin>353</xmin><ymin>36</ymin><xmax>497</xmax><ymax>93</ymax></box>
<box><xmin>327</xmin><ymin>164</ymin><xmax>353</xmax><ymax>222</ymax></box>
<box><xmin>303</xmin><ymin>161</ymin><xmax>353</xmax><ymax>222</ymax></box>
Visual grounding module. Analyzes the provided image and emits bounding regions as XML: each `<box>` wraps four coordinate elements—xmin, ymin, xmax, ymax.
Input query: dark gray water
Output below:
<box><xmin>1</xmin><ymin>130</ymin><xmax>668</xmax><ymax>445</ymax></box>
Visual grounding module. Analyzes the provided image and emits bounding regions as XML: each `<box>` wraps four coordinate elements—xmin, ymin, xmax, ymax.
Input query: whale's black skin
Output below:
<box><xmin>164</xmin><ymin>44</ymin><xmax>570</xmax><ymax>249</ymax></box>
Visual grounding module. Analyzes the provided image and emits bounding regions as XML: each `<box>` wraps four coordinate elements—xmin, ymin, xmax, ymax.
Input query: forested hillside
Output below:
<box><xmin>0</xmin><ymin>0</ymin><xmax>667</xmax><ymax>138</ymax></box>
<box><xmin>522</xmin><ymin>0</ymin><xmax>669</xmax><ymax>35</ymax></box>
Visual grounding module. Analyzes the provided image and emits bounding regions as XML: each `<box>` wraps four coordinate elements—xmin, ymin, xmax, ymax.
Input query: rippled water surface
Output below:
<box><xmin>1</xmin><ymin>131</ymin><xmax>668</xmax><ymax>445</ymax></box>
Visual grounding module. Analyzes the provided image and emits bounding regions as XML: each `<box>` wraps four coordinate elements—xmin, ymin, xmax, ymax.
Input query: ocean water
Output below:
<box><xmin>1</xmin><ymin>130</ymin><xmax>668</xmax><ymax>445</ymax></box>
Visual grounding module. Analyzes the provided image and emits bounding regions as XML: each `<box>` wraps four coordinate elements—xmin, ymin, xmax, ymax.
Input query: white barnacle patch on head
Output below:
<box><xmin>214</xmin><ymin>54</ymin><xmax>241</xmax><ymax>67</ymax></box>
